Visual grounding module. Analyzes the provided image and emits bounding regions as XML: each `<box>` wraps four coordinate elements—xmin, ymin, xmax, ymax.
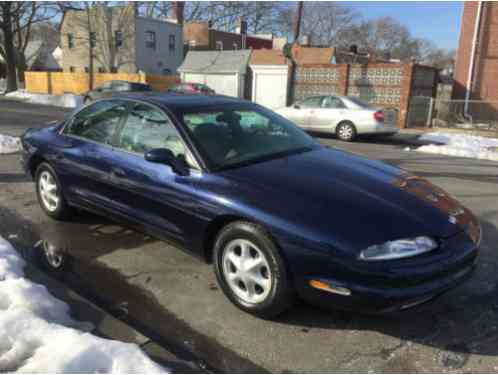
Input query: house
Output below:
<box><xmin>454</xmin><ymin>2</ymin><xmax>498</xmax><ymax>103</ymax></box>
<box><xmin>60</xmin><ymin>4</ymin><xmax>183</xmax><ymax>74</ymax></box>
<box><xmin>183</xmin><ymin>19</ymin><xmax>273</xmax><ymax>52</ymax></box>
<box><xmin>178</xmin><ymin>50</ymin><xmax>251</xmax><ymax>98</ymax></box>
<box><xmin>249</xmin><ymin>49</ymin><xmax>290</xmax><ymax>109</ymax></box>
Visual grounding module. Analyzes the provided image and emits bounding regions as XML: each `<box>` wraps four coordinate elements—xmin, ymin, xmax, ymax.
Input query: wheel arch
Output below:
<box><xmin>202</xmin><ymin>214</ymin><xmax>287</xmax><ymax>266</ymax></box>
<box><xmin>29</xmin><ymin>154</ymin><xmax>48</xmax><ymax>178</ymax></box>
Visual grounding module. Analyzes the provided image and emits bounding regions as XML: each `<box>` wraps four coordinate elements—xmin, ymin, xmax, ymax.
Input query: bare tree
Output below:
<box><xmin>1</xmin><ymin>2</ymin><xmax>57</xmax><ymax>91</ymax></box>
<box><xmin>0</xmin><ymin>2</ymin><xmax>18</xmax><ymax>92</ymax></box>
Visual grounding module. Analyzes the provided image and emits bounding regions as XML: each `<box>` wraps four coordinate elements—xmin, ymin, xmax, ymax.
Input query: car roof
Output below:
<box><xmin>113</xmin><ymin>92</ymin><xmax>249</xmax><ymax>111</ymax></box>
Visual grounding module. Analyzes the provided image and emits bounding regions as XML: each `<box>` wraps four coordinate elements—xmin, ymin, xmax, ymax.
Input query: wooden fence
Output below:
<box><xmin>24</xmin><ymin>72</ymin><xmax>181</xmax><ymax>95</ymax></box>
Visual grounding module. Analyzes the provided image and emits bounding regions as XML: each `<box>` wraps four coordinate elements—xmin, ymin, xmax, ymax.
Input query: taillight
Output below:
<box><xmin>374</xmin><ymin>111</ymin><xmax>384</xmax><ymax>122</ymax></box>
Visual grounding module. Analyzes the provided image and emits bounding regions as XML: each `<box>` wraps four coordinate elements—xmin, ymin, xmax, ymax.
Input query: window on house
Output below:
<box><xmin>216</xmin><ymin>41</ymin><xmax>223</xmax><ymax>51</ymax></box>
<box><xmin>110</xmin><ymin>66</ymin><xmax>118</xmax><ymax>73</ymax></box>
<box><xmin>90</xmin><ymin>32</ymin><xmax>96</xmax><ymax>48</ymax></box>
<box><xmin>145</xmin><ymin>31</ymin><xmax>156</xmax><ymax>49</ymax></box>
<box><xmin>84</xmin><ymin>67</ymin><xmax>89</xmax><ymax>73</ymax></box>
<box><xmin>98</xmin><ymin>67</ymin><xmax>105</xmax><ymax>73</ymax></box>
<box><xmin>67</xmin><ymin>34</ymin><xmax>74</xmax><ymax>49</ymax></box>
<box><xmin>115</xmin><ymin>31</ymin><xmax>123</xmax><ymax>48</ymax></box>
<box><xmin>69</xmin><ymin>66</ymin><xmax>75</xmax><ymax>73</ymax></box>
<box><xmin>169</xmin><ymin>34</ymin><xmax>175</xmax><ymax>50</ymax></box>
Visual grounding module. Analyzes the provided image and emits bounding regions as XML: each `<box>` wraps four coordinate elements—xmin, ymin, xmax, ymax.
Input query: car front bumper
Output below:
<box><xmin>292</xmin><ymin>231</ymin><xmax>479</xmax><ymax>314</ymax></box>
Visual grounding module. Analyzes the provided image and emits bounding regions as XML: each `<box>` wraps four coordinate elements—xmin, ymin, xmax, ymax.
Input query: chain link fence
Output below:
<box><xmin>432</xmin><ymin>99</ymin><xmax>498</xmax><ymax>132</ymax></box>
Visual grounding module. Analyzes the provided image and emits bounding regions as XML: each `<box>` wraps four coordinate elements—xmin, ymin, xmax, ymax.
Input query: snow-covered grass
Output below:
<box><xmin>413</xmin><ymin>132</ymin><xmax>498</xmax><ymax>162</ymax></box>
<box><xmin>5</xmin><ymin>90</ymin><xmax>83</xmax><ymax>108</ymax></box>
<box><xmin>0</xmin><ymin>236</ymin><xmax>166</xmax><ymax>373</ymax></box>
<box><xmin>0</xmin><ymin>134</ymin><xmax>22</xmax><ymax>154</ymax></box>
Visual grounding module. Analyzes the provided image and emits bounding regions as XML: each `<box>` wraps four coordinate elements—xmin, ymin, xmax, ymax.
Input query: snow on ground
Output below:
<box><xmin>414</xmin><ymin>132</ymin><xmax>498</xmax><ymax>162</ymax></box>
<box><xmin>5</xmin><ymin>90</ymin><xmax>83</xmax><ymax>108</ymax></box>
<box><xmin>0</xmin><ymin>134</ymin><xmax>22</xmax><ymax>154</ymax></box>
<box><xmin>0</xmin><ymin>236</ymin><xmax>167</xmax><ymax>373</ymax></box>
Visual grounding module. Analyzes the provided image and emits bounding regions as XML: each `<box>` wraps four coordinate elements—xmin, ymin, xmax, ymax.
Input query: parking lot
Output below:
<box><xmin>1</xmin><ymin>99</ymin><xmax>498</xmax><ymax>372</ymax></box>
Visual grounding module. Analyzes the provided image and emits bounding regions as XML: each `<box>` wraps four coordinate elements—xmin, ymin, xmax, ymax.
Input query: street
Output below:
<box><xmin>1</xmin><ymin>99</ymin><xmax>498</xmax><ymax>372</ymax></box>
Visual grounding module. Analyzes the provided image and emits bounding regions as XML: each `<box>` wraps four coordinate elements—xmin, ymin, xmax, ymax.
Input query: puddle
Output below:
<box><xmin>0</xmin><ymin>206</ymin><xmax>266</xmax><ymax>373</ymax></box>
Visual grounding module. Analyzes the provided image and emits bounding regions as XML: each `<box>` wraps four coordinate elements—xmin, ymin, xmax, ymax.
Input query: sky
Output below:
<box><xmin>346</xmin><ymin>1</ymin><xmax>463</xmax><ymax>50</ymax></box>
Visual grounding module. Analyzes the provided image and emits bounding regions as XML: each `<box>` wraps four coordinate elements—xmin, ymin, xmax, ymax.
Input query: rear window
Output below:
<box><xmin>346</xmin><ymin>97</ymin><xmax>373</xmax><ymax>108</ymax></box>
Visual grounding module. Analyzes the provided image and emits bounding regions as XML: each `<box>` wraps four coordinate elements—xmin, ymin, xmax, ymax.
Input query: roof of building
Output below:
<box><xmin>178</xmin><ymin>50</ymin><xmax>252</xmax><ymax>74</ymax></box>
<box><xmin>249</xmin><ymin>49</ymin><xmax>289</xmax><ymax>65</ymax></box>
<box><xmin>291</xmin><ymin>45</ymin><xmax>335</xmax><ymax>65</ymax></box>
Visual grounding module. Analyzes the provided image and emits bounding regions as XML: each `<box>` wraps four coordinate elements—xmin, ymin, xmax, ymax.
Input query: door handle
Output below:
<box><xmin>111</xmin><ymin>168</ymin><xmax>126</xmax><ymax>178</ymax></box>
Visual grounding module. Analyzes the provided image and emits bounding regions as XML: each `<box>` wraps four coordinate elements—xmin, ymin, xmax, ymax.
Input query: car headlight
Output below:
<box><xmin>358</xmin><ymin>236</ymin><xmax>438</xmax><ymax>261</ymax></box>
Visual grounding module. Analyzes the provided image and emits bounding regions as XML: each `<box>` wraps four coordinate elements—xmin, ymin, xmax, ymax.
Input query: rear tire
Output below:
<box><xmin>213</xmin><ymin>221</ymin><xmax>294</xmax><ymax>319</ymax></box>
<box><xmin>35</xmin><ymin>163</ymin><xmax>73</xmax><ymax>220</ymax></box>
<box><xmin>336</xmin><ymin>121</ymin><xmax>357</xmax><ymax>142</ymax></box>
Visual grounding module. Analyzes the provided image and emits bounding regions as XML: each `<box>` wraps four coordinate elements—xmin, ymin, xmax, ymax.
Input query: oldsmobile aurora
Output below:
<box><xmin>21</xmin><ymin>94</ymin><xmax>481</xmax><ymax>318</ymax></box>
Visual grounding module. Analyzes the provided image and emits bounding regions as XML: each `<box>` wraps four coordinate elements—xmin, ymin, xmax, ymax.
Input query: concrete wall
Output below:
<box><xmin>135</xmin><ymin>17</ymin><xmax>184</xmax><ymax>74</ymax></box>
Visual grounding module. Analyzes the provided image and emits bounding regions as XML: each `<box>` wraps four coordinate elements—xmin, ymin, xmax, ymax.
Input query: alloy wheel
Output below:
<box><xmin>338</xmin><ymin>124</ymin><xmax>354</xmax><ymax>141</ymax></box>
<box><xmin>38</xmin><ymin>170</ymin><xmax>59</xmax><ymax>212</ymax></box>
<box><xmin>222</xmin><ymin>239</ymin><xmax>272</xmax><ymax>304</ymax></box>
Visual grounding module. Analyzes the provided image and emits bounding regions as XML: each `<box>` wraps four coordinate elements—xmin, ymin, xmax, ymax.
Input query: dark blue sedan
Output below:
<box><xmin>20</xmin><ymin>94</ymin><xmax>481</xmax><ymax>318</ymax></box>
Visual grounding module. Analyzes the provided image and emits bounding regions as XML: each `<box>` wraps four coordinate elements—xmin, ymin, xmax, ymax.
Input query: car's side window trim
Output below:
<box><xmin>60</xmin><ymin>99</ymin><xmax>130</xmax><ymax>147</ymax></box>
<box><xmin>59</xmin><ymin>98</ymin><xmax>206</xmax><ymax>172</ymax></box>
<box><xmin>113</xmin><ymin>101</ymin><xmax>201</xmax><ymax>171</ymax></box>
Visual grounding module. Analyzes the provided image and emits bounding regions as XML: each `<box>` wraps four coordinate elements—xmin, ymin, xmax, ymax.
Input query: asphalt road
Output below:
<box><xmin>1</xmin><ymin>99</ymin><xmax>498</xmax><ymax>372</ymax></box>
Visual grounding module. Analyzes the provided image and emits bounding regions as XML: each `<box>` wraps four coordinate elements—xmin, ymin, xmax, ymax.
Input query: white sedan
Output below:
<box><xmin>275</xmin><ymin>95</ymin><xmax>399</xmax><ymax>141</ymax></box>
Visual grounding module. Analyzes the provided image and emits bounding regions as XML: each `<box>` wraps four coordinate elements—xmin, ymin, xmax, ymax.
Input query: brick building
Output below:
<box><xmin>183</xmin><ymin>19</ymin><xmax>273</xmax><ymax>52</ymax></box>
<box><xmin>454</xmin><ymin>2</ymin><xmax>498</xmax><ymax>102</ymax></box>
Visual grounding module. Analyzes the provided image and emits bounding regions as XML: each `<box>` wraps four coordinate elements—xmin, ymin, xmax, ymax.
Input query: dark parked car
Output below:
<box><xmin>83</xmin><ymin>80</ymin><xmax>151</xmax><ymax>104</ymax></box>
<box><xmin>20</xmin><ymin>95</ymin><xmax>481</xmax><ymax>318</ymax></box>
<box><xmin>168</xmin><ymin>82</ymin><xmax>215</xmax><ymax>95</ymax></box>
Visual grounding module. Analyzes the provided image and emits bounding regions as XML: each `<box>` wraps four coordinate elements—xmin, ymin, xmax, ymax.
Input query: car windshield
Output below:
<box><xmin>181</xmin><ymin>105</ymin><xmax>318</xmax><ymax>170</ymax></box>
<box><xmin>346</xmin><ymin>97</ymin><xmax>373</xmax><ymax>108</ymax></box>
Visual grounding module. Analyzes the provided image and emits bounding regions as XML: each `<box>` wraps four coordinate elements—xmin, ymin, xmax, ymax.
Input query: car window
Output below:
<box><xmin>182</xmin><ymin>106</ymin><xmax>317</xmax><ymax>169</ymax></box>
<box><xmin>300</xmin><ymin>97</ymin><xmax>323</xmax><ymax>108</ymax></box>
<box><xmin>63</xmin><ymin>100</ymin><xmax>127</xmax><ymax>144</ymax></box>
<box><xmin>117</xmin><ymin>103</ymin><xmax>187</xmax><ymax>159</ymax></box>
<box><xmin>322</xmin><ymin>96</ymin><xmax>346</xmax><ymax>109</ymax></box>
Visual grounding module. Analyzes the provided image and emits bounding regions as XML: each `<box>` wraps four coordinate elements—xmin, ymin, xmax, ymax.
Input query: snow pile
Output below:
<box><xmin>0</xmin><ymin>236</ymin><xmax>166</xmax><ymax>373</ymax></box>
<box><xmin>0</xmin><ymin>134</ymin><xmax>22</xmax><ymax>154</ymax></box>
<box><xmin>5</xmin><ymin>90</ymin><xmax>83</xmax><ymax>108</ymax></box>
<box><xmin>415</xmin><ymin>132</ymin><xmax>498</xmax><ymax>162</ymax></box>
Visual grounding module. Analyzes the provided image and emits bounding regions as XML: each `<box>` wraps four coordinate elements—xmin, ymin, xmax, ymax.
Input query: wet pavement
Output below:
<box><xmin>2</xmin><ymin>101</ymin><xmax>498</xmax><ymax>372</ymax></box>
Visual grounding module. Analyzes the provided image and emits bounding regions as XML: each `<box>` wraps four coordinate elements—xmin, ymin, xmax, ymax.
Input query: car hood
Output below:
<box><xmin>220</xmin><ymin>147</ymin><xmax>476</xmax><ymax>253</ymax></box>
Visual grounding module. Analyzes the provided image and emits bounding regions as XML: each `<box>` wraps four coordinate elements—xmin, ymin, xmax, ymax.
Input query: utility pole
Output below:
<box><xmin>293</xmin><ymin>1</ymin><xmax>303</xmax><ymax>43</ymax></box>
<box><xmin>287</xmin><ymin>1</ymin><xmax>303</xmax><ymax>106</ymax></box>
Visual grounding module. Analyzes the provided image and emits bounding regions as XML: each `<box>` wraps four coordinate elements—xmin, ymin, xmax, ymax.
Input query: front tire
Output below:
<box><xmin>35</xmin><ymin>163</ymin><xmax>72</xmax><ymax>220</ymax></box>
<box><xmin>213</xmin><ymin>221</ymin><xmax>294</xmax><ymax>318</ymax></box>
<box><xmin>336</xmin><ymin>121</ymin><xmax>357</xmax><ymax>142</ymax></box>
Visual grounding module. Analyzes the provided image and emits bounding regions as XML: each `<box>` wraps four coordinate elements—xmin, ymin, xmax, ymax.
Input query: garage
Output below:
<box><xmin>178</xmin><ymin>50</ymin><xmax>251</xmax><ymax>98</ymax></box>
<box><xmin>249</xmin><ymin>49</ymin><xmax>290</xmax><ymax>110</ymax></box>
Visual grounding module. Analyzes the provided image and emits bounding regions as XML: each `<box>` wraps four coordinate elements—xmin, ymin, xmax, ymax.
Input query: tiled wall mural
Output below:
<box><xmin>348</xmin><ymin>67</ymin><xmax>403</xmax><ymax>86</ymax></box>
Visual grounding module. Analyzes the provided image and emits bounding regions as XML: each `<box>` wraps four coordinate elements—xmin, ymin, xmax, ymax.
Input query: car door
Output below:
<box><xmin>56</xmin><ymin>100</ymin><xmax>128</xmax><ymax>209</ymax></box>
<box><xmin>298</xmin><ymin>96</ymin><xmax>325</xmax><ymax>129</ymax></box>
<box><xmin>309</xmin><ymin>96</ymin><xmax>347</xmax><ymax>131</ymax></box>
<box><xmin>109</xmin><ymin>101</ymin><xmax>200</xmax><ymax>244</ymax></box>
<box><xmin>285</xmin><ymin>96</ymin><xmax>323</xmax><ymax>128</ymax></box>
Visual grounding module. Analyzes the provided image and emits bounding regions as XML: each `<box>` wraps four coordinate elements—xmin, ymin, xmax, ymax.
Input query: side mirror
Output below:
<box><xmin>145</xmin><ymin>148</ymin><xmax>189</xmax><ymax>176</ymax></box>
<box><xmin>293</xmin><ymin>104</ymin><xmax>301</xmax><ymax>109</ymax></box>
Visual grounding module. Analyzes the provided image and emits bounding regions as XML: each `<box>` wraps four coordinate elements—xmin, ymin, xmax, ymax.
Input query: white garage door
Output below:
<box><xmin>253</xmin><ymin>69</ymin><xmax>288</xmax><ymax>110</ymax></box>
<box><xmin>183</xmin><ymin>73</ymin><xmax>239</xmax><ymax>98</ymax></box>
